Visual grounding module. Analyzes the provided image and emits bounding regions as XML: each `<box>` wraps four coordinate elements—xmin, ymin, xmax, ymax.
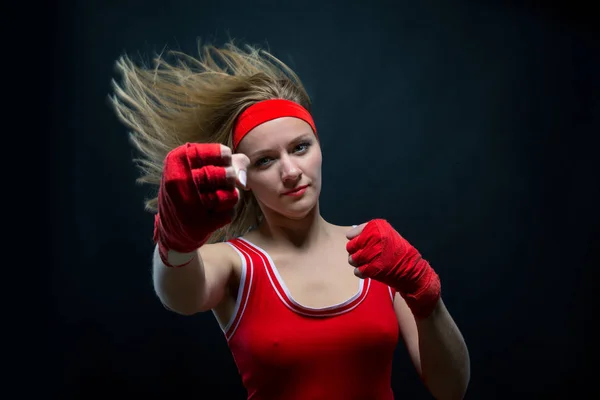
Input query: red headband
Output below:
<box><xmin>232</xmin><ymin>99</ymin><xmax>317</xmax><ymax>151</ymax></box>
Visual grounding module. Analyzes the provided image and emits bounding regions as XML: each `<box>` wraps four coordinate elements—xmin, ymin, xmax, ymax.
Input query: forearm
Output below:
<box><xmin>152</xmin><ymin>245</ymin><xmax>206</xmax><ymax>315</ymax></box>
<box><xmin>416</xmin><ymin>298</ymin><xmax>470</xmax><ymax>400</ymax></box>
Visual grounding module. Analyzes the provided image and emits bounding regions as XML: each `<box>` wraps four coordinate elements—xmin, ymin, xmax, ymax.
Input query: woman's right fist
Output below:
<box><xmin>175</xmin><ymin>143</ymin><xmax>249</xmax><ymax>212</ymax></box>
<box><xmin>154</xmin><ymin>143</ymin><xmax>250</xmax><ymax>259</ymax></box>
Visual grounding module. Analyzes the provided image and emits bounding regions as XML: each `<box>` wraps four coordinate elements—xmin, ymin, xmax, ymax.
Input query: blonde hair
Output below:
<box><xmin>109</xmin><ymin>40</ymin><xmax>313</xmax><ymax>243</ymax></box>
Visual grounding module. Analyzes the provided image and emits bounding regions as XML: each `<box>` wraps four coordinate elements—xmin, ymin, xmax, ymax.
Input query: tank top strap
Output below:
<box><xmin>223</xmin><ymin>237</ymin><xmax>266</xmax><ymax>341</ymax></box>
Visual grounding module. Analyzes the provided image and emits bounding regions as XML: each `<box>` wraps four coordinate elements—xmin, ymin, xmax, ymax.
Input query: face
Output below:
<box><xmin>237</xmin><ymin>117</ymin><xmax>322</xmax><ymax>220</ymax></box>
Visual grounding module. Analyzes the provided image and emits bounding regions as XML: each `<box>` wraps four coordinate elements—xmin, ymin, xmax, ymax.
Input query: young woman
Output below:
<box><xmin>110</xmin><ymin>41</ymin><xmax>470</xmax><ymax>399</ymax></box>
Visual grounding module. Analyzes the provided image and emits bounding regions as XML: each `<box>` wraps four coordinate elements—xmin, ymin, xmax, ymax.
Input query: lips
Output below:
<box><xmin>282</xmin><ymin>185</ymin><xmax>308</xmax><ymax>195</ymax></box>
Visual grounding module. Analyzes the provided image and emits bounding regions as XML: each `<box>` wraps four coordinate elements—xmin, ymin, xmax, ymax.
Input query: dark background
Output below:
<box><xmin>38</xmin><ymin>0</ymin><xmax>598</xmax><ymax>398</ymax></box>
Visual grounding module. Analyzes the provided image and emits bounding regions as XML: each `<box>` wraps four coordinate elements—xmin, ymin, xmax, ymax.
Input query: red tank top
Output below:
<box><xmin>222</xmin><ymin>238</ymin><xmax>400</xmax><ymax>400</ymax></box>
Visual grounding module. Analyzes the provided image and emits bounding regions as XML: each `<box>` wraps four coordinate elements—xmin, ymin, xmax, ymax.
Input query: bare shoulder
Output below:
<box><xmin>330</xmin><ymin>222</ymin><xmax>355</xmax><ymax>238</ymax></box>
<box><xmin>190</xmin><ymin>240</ymin><xmax>244</xmax><ymax>312</ymax></box>
<box><xmin>198</xmin><ymin>242</ymin><xmax>242</xmax><ymax>286</ymax></box>
<box><xmin>198</xmin><ymin>241</ymin><xmax>243</xmax><ymax>277</ymax></box>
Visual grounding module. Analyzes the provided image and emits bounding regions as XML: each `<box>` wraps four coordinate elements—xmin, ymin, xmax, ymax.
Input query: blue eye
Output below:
<box><xmin>252</xmin><ymin>141</ymin><xmax>311</xmax><ymax>169</ymax></box>
<box><xmin>255</xmin><ymin>157</ymin><xmax>272</xmax><ymax>167</ymax></box>
<box><xmin>294</xmin><ymin>142</ymin><xmax>311</xmax><ymax>153</ymax></box>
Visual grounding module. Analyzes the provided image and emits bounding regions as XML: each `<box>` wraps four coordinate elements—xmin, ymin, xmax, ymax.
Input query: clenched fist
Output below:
<box><xmin>154</xmin><ymin>142</ymin><xmax>250</xmax><ymax>266</ymax></box>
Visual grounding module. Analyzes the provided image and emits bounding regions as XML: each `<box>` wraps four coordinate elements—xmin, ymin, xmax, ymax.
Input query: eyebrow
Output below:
<box><xmin>247</xmin><ymin>132</ymin><xmax>314</xmax><ymax>159</ymax></box>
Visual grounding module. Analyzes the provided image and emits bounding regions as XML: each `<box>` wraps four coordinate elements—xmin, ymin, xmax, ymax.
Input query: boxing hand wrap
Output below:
<box><xmin>347</xmin><ymin>219</ymin><xmax>441</xmax><ymax>319</ymax></box>
<box><xmin>154</xmin><ymin>143</ymin><xmax>239</xmax><ymax>267</ymax></box>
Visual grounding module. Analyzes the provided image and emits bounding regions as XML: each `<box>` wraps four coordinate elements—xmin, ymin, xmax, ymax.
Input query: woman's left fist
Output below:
<box><xmin>346</xmin><ymin>219</ymin><xmax>441</xmax><ymax>318</ymax></box>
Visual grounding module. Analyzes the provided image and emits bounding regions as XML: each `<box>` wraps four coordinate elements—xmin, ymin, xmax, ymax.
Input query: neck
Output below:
<box><xmin>257</xmin><ymin>204</ymin><xmax>330</xmax><ymax>250</ymax></box>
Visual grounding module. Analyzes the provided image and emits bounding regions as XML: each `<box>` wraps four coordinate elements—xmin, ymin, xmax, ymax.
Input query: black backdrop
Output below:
<box><xmin>42</xmin><ymin>0</ymin><xmax>598</xmax><ymax>398</ymax></box>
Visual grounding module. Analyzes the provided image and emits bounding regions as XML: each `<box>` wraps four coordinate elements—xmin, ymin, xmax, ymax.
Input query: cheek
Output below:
<box><xmin>247</xmin><ymin>171</ymin><xmax>278</xmax><ymax>196</ymax></box>
<box><xmin>306</xmin><ymin>153</ymin><xmax>323</xmax><ymax>175</ymax></box>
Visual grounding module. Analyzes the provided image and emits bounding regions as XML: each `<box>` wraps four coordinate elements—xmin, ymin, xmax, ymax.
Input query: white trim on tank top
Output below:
<box><xmin>236</xmin><ymin>237</ymin><xmax>365</xmax><ymax>312</ymax></box>
<box><xmin>214</xmin><ymin>242</ymin><xmax>253</xmax><ymax>340</ymax></box>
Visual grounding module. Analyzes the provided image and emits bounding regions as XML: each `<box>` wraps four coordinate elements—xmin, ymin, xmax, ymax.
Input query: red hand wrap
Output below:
<box><xmin>346</xmin><ymin>219</ymin><xmax>441</xmax><ymax>318</ymax></box>
<box><xmin>154</xmin><ymin>143</ymin><xmax>239</xmax><ymax>267</ymax></box>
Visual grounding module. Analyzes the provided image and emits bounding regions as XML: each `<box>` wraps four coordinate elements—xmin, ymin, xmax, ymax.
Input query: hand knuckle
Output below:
<box><xmin>220</xmin><ymin>144</ymin><xmax>232</xmax><ymax>159</ymax></box>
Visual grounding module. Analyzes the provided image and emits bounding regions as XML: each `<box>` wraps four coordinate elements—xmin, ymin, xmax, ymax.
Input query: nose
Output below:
<box><xmin>280</xmin><ymin>154</ymin><xmax>302</xmax><ymax>183</ymax></box>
